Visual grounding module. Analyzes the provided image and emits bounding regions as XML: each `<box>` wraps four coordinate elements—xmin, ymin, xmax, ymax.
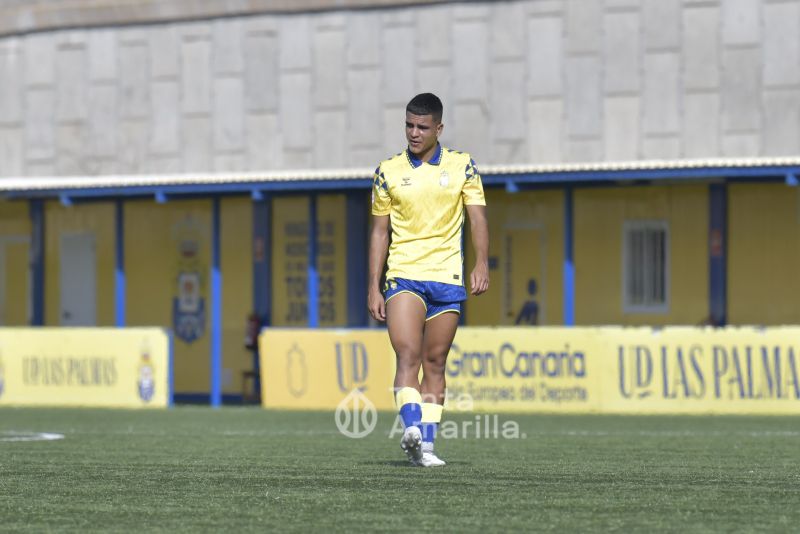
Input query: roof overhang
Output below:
<box><xmin>2</xmin><ymin>157</ymin><xmax>799</xmax><ymax>201</ymax></box>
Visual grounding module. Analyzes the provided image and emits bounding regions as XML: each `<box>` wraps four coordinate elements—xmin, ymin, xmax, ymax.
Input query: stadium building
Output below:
<box><xmin>0</xmin><ymin>0</ymin><xmax>799</xmax><ymax>402</ymax></box>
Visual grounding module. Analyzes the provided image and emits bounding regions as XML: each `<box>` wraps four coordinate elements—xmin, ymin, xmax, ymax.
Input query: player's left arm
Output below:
<box><xmin>466</xmin><ymin>204</ymin><xmax>489</xmax><ymax>296</ymax></box>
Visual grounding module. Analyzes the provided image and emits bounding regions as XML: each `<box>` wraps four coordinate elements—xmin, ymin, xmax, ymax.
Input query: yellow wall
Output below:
<box><xmin>0</xmin><ymin>200</ymin><xmax>31</xmax><ymax>325</ymax></box>
<box><xmin>465</xmin><ymin>188</ymin><xmax>564</xmax><ymax>326</ymax></box>
<box><xmin>272</xmin><ymin>194</ymin><xmax>347</xmax><ymax>327</ymax></box>
<box><xmin>125</xmin><ymin>199</ymin><xmax>211</xmax><ymax>393</ymax></box>
<box><xmin>38</xmin><ymin>197</ymin><xmax>255</xmax><ymax>395</ymax></box>
<box><xmin>729</xmin><ymin>183</ymin><xmax>800</xmax><ymax>325</ymax></box>
<box><xmin>44</xmin><ymin>201</ymin><xmax>115</xmax><ymax>326</ymax></box>
<box><xmin>574</xmin><ymin>185</ymin><xmax>708</xmax><ymax>325</ymax></box>
<box><xmin>220</xmin><ymin>197</ymin><xmax>254</xmax><ymax>394</ymax></box>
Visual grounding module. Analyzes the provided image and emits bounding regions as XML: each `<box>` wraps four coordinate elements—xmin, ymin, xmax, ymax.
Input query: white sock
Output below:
<box><xmin>422</xmin><ymin>442</ymin><xmax>434</xmax><ymax>454</ymax></box>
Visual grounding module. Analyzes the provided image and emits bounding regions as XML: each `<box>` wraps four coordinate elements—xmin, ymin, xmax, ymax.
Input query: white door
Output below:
<box><xmin>60</xmin><ymin>233</ymin><xmax>96</xmax><ymax>326</ymax></box>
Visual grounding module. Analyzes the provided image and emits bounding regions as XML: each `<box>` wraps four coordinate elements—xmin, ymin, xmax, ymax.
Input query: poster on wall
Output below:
<box><xmin>272</xmin><ymin>196</ymin><xmax>346</xmax><ymax>327</ymax></box>
<box><xmin>172</xmin><ymin>217</ymin><xmax>206</xmax><ymax>343</ymax></box>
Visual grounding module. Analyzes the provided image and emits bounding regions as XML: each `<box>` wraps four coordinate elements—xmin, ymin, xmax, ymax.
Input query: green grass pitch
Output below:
<box><xmin>1</xmin><ymin>407</ymin><xmax>798</xmax><ymax>532</ymax></box>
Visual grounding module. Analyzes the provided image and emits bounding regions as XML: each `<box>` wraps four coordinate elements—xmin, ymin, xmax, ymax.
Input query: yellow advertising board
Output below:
<box><xmin>0</xmin><ymin>328</ymin><xmax>172</xmax><ymax>408</ymax></box>
<box><xmin>260</xmin><ymin>329</ymin><xmax>395</xmax><ymax>410</ymax></box>
<box><xmin>443</xmin><ymin>327</ymin><xmax>601</xmax><ymax>413</ymax></box>
<box><xmin>604</xmin><ymin>326</ymin><xmax>800</xmax><ymax>414</ymax></box>
<box><xmin>260</xmin><ymin>326</ymin><xmax>800</xmax><ymax>414</ymax></box>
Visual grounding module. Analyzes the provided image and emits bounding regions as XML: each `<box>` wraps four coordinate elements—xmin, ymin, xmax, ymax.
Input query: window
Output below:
<box><xmin>623</xmin><ymin>221</ymin><xmax>669</xmax><ymax>313</ymax></box>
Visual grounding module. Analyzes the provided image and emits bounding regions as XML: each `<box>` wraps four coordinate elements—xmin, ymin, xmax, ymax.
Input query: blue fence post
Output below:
<box><xmin>709</xmin><ymin>183</ymin><xmax>727</xmax><ymax>326</ymax></box>
<box><xmin>29</xmin><ymin>199</ymin><xmax>45</xmax><ymax>326</ymax></box>
<box><xmin>115</xmin><ymin>199</ymin><xmax>126</xmax><ymax>327</ymax></box>
<box><xmin>563</xmin><ymin>187</ymin><xmax>575</xmax><ymax>326</ymax></box>
<box><xmin>308</xmin><ymin>194</ymin><xmax>319</xmax><ymax>328</ymax></box>
<box><xmin>210</xmin><ymin>197</ymin><xmax>222</xmax><ymax>407</ymax></box>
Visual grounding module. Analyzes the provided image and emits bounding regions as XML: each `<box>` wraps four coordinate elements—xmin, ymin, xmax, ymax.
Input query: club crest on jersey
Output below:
<box><xmin>439</xmin><ymin>171</ymin><xmax>450</xmax><ymax>187</ymax></box>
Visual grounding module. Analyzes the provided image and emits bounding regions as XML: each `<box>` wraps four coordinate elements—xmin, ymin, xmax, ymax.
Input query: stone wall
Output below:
<box><xmin>0</xmin><ymin>0</ymin><xmax>798</xmax><ymax>178</ymax></box>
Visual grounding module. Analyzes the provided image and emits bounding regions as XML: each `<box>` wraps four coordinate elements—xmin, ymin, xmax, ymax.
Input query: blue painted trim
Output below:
<box><xmin>167</xmin><ymin>329</ymin><xmax>175</xmax><ymax>407</ymax></box>
<box><xmin>6</xmin><ymin>179</ymin><xmax>374</xmax><ymax>199</ymax></box>
<box><xmin>210</xmin><ymin>197</ymin><xmax>222</xmax><ymax>408</ymax></box>
<box><xmin>173</xmin><ymin>393</ymin><xmax>244</xmax><ymax>404</ymax></box>
<box><xmin>6</xmin><ymin>166</ymin><xmax>799</xmax><ymax>201</ymax></box>
<box><xmin>308</xmin><ymin>194</ymin><xmax>319</xmax><ymax>327</ymax></box>
<box><xmin>481</xmin><ymin>166</ymin><xmax>800</xmax><ymax>184</ymax></box>
<box><xmin>346</xmin><ymin>192</ymin><xmax>368</xmax><ymax>326</ymax></box>
<box><xmin>29</xmin><ymin>199</ymin><xmax>45</xmax><ymax>326</ymax></box>
<box><xmin>709</xmin><ymin>184</ymin><xmax>727</xmax><ymax>326</ymax></box>
<box><xmin>563</xmin><ymin>187</ymin><xmax>575</xmax><ymax>326</ymax></box>
<box><xmin>7</xmin><ymin>165</ymin><xmax>800</xmax><ymax>202</ymax></box>
<box><xmin>115</xmin><ymin>200</ymin><xmax>126</xmax><ymax>327</ymax></box>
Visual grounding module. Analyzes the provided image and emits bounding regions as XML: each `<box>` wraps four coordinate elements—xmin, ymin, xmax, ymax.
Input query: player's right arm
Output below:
<box><xmin>368</xmin><ymin>164</ymin><xmax>392</xmax><ymax>322</ymax></box>
<box><xmin>368</xmin><ymin>214</ymin><xmax>390</xmax><ymax>322</ymax></box>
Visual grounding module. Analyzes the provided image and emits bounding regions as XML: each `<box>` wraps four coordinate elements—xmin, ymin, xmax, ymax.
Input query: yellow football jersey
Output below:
<box><xmin>371</xmin><ymin>144</ymin><xmax>486</xmax><ymax>286</ymax></box>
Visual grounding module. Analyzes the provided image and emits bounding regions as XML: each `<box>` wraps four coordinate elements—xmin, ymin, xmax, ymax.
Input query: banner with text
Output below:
<box><xmin>260</xmin><ymin>329</ymin><xmax>395</xmax><ymax>410</ymax></box>
<box><xmin>0</xmin><ymin>328</ymin><xmax>172</xmax><ymax>408</ymax></box>
<box><xmin>260</xmin><ymin>326</ymin><xmax>800</xmax><ymax>414</ymax></box>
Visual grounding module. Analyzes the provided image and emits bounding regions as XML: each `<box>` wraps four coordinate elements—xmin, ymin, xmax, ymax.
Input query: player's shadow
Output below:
<box><xmin>364</xmin><ymin>460</ymin><xmax>470</xmax><ymax>468</ymax></box>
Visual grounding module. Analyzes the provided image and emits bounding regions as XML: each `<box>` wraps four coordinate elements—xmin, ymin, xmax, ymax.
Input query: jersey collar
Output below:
<box><xmin>406</xmin><ymin>143</ymin><xmax>443</xmax><ymax>168</ymax></box>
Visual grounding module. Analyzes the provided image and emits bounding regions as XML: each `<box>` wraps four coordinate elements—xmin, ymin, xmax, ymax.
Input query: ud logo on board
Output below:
<box><xmin>336</xmin><ymin>342</ymin><xmax>369</xmax><ymax>393</ymax></box>
<box><xmin>286</xmin><ymin>343</ymin><xmax>308</xmax><ymax>397</ymax></box>
<box><xmin>172</xmin><ymin>218</ymin><xmax>206</xmax><ymax>343</ymax></box>
<box><xmin>137</xmin><ymin>340</ymin><xmax>155</xmax><ymax>403</ymax></box>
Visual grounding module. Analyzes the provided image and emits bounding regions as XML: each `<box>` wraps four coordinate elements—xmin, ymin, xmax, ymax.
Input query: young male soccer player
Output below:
<box><xmin>368</xmin><ymin>93</ymin><xmax>490</xmax><ymax>467</ymax></box>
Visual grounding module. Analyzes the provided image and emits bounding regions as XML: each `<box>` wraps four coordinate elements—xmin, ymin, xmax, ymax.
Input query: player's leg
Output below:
<box><xmin>419</xmin><ymin>308</ymin><xmax>460</xmax><ymax>467</ymax></box>
<box><xmin>386</xmin><ymin>291</ymin><xmax>427</xmax><ymax>463</ymax></box>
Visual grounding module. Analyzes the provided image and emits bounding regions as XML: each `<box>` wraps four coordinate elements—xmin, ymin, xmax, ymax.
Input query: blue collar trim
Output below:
<box><xmin>406</xmin><ymin>143</ymin><xmax>442</xmax><ymax>168</ymax></box>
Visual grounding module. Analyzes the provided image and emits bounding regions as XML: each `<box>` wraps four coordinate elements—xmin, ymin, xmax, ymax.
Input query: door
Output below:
<box><xmin>60</xmin><ymin>233</ymin><xmax>96</xmax><ymax>326</ymax></box>
<box><xmin>503</xmin><ymin>226</ymin><xmax>546</xmax><ymax>325</ymax></box>
<box><xmin>0</xmin><ymin>237</ymin><xmax>30</xmax><ymax>325</ymax></box>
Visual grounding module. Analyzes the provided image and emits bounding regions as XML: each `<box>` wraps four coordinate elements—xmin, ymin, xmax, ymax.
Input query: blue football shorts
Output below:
<box><xmin>384</xmin><ymin>277</ymin><xmax>467</xmax><ymax>321</ymax></box>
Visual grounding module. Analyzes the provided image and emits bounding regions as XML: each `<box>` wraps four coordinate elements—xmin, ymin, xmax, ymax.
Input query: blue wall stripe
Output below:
<box><xmin>29</xmin><ymin>199</ymin><xmax>45</xmax><ymax>326</ymax></box>
<box><xmin>114</xmin><ymin>199</ymin><xmax>126</xmax><ymax>327</ymax></box>
<box><xmin>563</xmin><ymin>187</ymin><xmax>575</xmax><ymax>326</ymax></box>
<box><xmin>308</xmin><ymin>194</ymin><xmax>319</xmax><ymax>327</ymax></box>
<box><xmin>709</xmin><ymin>183</ymin><xmax>727</xmax><ymax>326</ymax></box>
<box><xmin>210</xmin><ymin>197</ymin><xmax>222</xmax><ymax>407</ymax></box>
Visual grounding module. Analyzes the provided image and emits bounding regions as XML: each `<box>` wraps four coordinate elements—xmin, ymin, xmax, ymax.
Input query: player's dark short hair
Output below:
<box><xmin>406</xmin><ymin>93</ymin><xmax>443</xmax><ymax>123</ymax></box>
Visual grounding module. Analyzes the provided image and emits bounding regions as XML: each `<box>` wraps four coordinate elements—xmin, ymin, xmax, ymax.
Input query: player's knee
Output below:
<box><xmin>395</xmin><ymin>350</ymin><xmax>422</xmax><ymax>370</ymax></box>
<box><xmin>422</xmin><ymin>353</ymin><xmax>446</xmax><ymax>376</ymax></box>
